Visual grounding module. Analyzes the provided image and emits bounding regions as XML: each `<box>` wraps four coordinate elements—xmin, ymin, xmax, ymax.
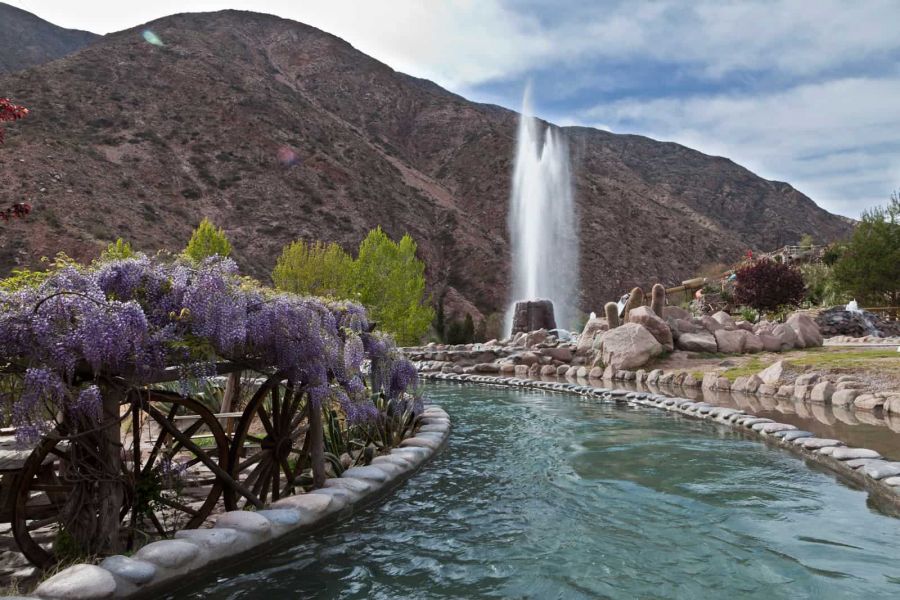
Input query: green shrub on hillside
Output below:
<box><xmin>273</xmin><ymin>227</ymin><xmax>434</xmax><ymax>346</ymax></box>
<box><xmin>272</xmin><ymin>240</ymin><xmax>353</xmax><ymax>298</ymax></box>
<box><xmin>184</xmin><ymin>218</ymin><xmax>232</xmax><ymax>262</ymax></box>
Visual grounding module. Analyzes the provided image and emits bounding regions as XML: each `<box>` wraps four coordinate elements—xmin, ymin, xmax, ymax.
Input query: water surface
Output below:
<box><xmin>170</xmin><ymin>382</ymin><xmax>900</xmax><ymax>599</ymax></box>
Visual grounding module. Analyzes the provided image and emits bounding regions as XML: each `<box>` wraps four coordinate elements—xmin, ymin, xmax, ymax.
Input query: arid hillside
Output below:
<box><xmin>0</xmin><ymin>9</ymin><xmax>852</xmax><ymax>324</ymax></box>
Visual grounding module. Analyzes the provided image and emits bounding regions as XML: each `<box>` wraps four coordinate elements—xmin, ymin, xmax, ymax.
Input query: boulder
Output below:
<box><xmin>831</xmin><ymin>389</ymin><xmax>860</xmax><ymax>406</ymax></box>
<box><xmin>758</xmin><ymin>360</ymin><xmax>786</xmax><ymax>385</ymax></box>
<box><xmin>627</xmin><ymin>306</ymin><xmax>674</xmax><ymax>351</ymax></box>
<box><xmin>35</xmin><ymin>564</ymin><xmax>118</xmax><ymax>600</ymax></box>
<box><xmin>741</xmin><ymin>332</ymin><xmax>764</xmax><ymax>353</ymax></box>
<box><xmin>714</xmin><ymin>329</ymin><xmax>745</xmax><ymax>354</ymax></box>
<box><xmin>663</xmin><ymin>306</ymin><xmax>692</xmax><ymax>320</ymax></box>
<box><xmin>772</xmin><ymin>323</ymin><xmax>799</xmax><ymax>350</ymax></box>
<box><xmin>786</xmin><ymin>313</ymin><xmax>824</xmax><ymax>348</ymax></box>
<box><xmin>758</xmin><ymin>332</ymin><xmax>783</xmax><ymax>352</ymax></box>
<box><xmin>588</xmin><ymin>367</ymin><xmax>604</xmax><ymax>379</ymax></box>
<box><xmin>575</xmin><ymin>318</ymin><xmax>608</xmax><ymax>355</ymax></box>
<box><xmin>701</xmin><ymin>372</ymin><xmax>718</xmax><ymax>390</ymax></box>
<box><xmin>676</xmin><ymin>331</ymin><xmax>718</xmax><ymax>353</ymax></box>
<box><xmin>883</xmin><ymin>395</ymin><xmax>900</xmax><ymax>414</ymax></box>
<box><xmin>542</xmin><ymin>347</ymin><xmax>573</xmax><ymax>362</ymax></box>
<box><xmin>809</xmin><ymin>381</ymin><xmax>834</xmax><ymax>403</ymax></box>
<box><xmin>524</xmin><ymin>329</ymin><xmax>550</xmax><ymax>348</ymax></box>
<box><xmin>595</xmin><ymin>323</ymin><xmax>664</xmax><ymax>370</ymax></box>
<box><xmin>853</xmin><ymin>393</ymin><xmax>885</xmax><ymax>411</ymax></box>
<box><xmin>700</xmin><ymin>316</ymin><xmax>724</xmax><ymax>334</ymax></box>
<box><xmin>668</xmin><ymin>318</ymin><xmax>706</xmax><ymax>340</ymax></box>
<box><xmin>711</xmin><ymin>311</ymin><xmax>735</xmax><ymax>328</ymax></box>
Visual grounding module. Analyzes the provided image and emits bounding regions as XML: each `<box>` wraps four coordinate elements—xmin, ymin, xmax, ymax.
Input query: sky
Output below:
<box><xmin>7</xmin><ymin>0</ymin><xmax>900</xmax><ymax>219</ymax></box>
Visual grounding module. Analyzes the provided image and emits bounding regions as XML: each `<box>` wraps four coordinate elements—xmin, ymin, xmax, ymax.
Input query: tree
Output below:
<box><xmin>184</xmin><ymin>218</ymin><xmax>232</xmax><ymax>262</ymax></box>
<box><xmin>272</xmin><ymin>240</ymin><xmax>353</xmax><ymax>298</ymax></box>
<box><xmin>733</xmin><ymin>258</ymin><xmax>806</xmax><ymax>312</ymax></box>
<box><xmin>833</xmin><ymin>193</ymin><xmax>900</xmax><ymax>306</ymax></box>
<box><xmin>99</xmin><ymin>238</ymin><xmax>135</xmax><ymax>262</ymax></box>
<box><xmin>351</xmin><ymin>228</ymin><xmax>434</xmax><ymax>346</ymax></box>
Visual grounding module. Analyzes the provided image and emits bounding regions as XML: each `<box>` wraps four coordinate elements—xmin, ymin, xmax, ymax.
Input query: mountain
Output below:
<box><xmin>0</xmin><ymin>10</ymin><xmax>852</xmax><ymax>326</ymax></box>
<box><xmin>0</xmin><ymin>3</ymin><xmax>97</xmax><ymax>74</ymax></box>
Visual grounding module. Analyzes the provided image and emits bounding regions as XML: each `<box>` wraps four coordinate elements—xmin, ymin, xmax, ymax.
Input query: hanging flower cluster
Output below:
<box><xmin>0</xmin><ymin>255</ymin><xmax>419</xmax><ymax>441</ymax></box>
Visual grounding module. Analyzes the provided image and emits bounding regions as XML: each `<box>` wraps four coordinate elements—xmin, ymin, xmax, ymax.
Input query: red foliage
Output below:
<box><xmin>733</xmin><ymin>258</ymin><xmax>806</xmax><ymax>311</ymax></box>
<box><xmin>0</xmin><ymin>203</ymin><xmax>31</xmax><ymax>222</ymax></box>
<box><xmin>0</xmin><ymin>97</ymin><xmax>29</xmax><ymax>144</ymax></box>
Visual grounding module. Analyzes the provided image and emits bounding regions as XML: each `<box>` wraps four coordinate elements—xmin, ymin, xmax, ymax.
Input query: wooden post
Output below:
<box><xmin>220</xmin><ymin>371</ymin><xmax>241</xmax><ymax>436</ymax></box>
<box><xmin>307</xmin><ymin>401</ymin><xmax>326</xmax><ymax>489</ymax></box>
<box><xmin>95</xmin><ymin>386</ymin><xmax>125</xmax><ymax>555</ymax></box>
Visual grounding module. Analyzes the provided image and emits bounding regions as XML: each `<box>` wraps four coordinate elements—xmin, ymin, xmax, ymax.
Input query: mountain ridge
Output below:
<box><xmin>0</xmin><ymin>8</ymin><xmax>852</xmax><ymax>325</ymax></box>
<box><xmin>0</xmin><ymin>2</ymin><xmax>98</xmax><ymax>74</ymax></box>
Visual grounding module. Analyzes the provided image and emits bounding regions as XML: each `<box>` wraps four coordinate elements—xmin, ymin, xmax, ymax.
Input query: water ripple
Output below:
<box><xmin>170</xmin><ymin>383</ymin><xmax>900</xmax><ymax>600</ymax></box>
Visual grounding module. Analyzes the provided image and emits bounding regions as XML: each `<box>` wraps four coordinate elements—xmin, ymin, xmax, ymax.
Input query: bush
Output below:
<box><xmin>272</xmin><ymin>240</ymin><xmax>353</xmax><ymax>298</ymax></box>
<box><xmin>733</xmin><ymin>259</ymin><xmax>805</xmax><ymax>311</ymax></box>
<box><xmin>273</xmin><ymin>227</ymin><xmax>434</xmax><ymax>346</ymax></box>
<box><xmin>184</xmin><ymin>218</ymin><xmax>232</xmax><ymax>262</ymax></box>
<box><xmin>833</xmin><ymin>192</ymin><xmax>900</xmax><ymax>305</ymax></box>
<box><xmin>800</xmin><ymin>263</ymin><xmax>847</xmax><ymax>307</ymax></box>
<box><xmin>99</xmin><ymin>238</ymin><xmax>135</xmax><ymax>262</ymax></box>
<box><xmin>353</xmin><ymin>228</ymin><xmax>434</xmax><ymax>346</ymax></box>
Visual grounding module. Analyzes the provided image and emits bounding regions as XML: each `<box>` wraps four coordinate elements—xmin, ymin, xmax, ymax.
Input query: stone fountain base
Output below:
<box><xmin>511</xmin><ymin>300</ymin><xmax>557</xmax><ymax>335</ymax></box>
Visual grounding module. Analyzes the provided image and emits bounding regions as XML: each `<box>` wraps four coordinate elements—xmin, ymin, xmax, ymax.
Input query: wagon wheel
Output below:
<box><xmin>127</xmin><ymin>390</ymin><xmax>232</xmax><ymax>539</ymax></box>
<box><xmin>225</xmin><ymin>373</ymin><xmax>310</xmax><ymax>510</ymax></box>
<box><xmin>12</xmin><ymin>429</ymin><xmax>76</xmax><ymax>568</ymax></box>
<box><xmin>12</xmin><ymin>428</ymin><xmax>132</xmax><ymax>568</ymax></box>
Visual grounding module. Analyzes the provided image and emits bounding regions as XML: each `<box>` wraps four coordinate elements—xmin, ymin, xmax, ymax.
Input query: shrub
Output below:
<box><xmin>800</xmin><ymin>263</ymin><xmax>847</xmax><ymax>307</ymax></box>
<box><xmin>184</xmin><ymin>218</ymin><xmax>232</xmax><ymax>262</ymax></box>
<box><xmin>833</xmin><ymin>192</ymin><xmax>900</xmax><ymax>305</ymax></box>
<box><xmin>273</xmin><ymin>227</ymin><xmax>434</xmax><ymax>346</ymax></box>
<box><xmin>272</xmin><ymin>240</ymin><xmax>353</xmax><ymax>298</ymax></box>
<box><xmin>733</xmin><ymin>258</ymin><xmax>805</xmax><ymax>311</ymax></box>
<box><xmin>352</xmin><ymin>228</ymin><xmax>434</xmax><ymax>346</ymax></box>
<box><xmin>99</xmin><ymin>238</ymin><xmax>135</xmax><ymax>262</ymax></box>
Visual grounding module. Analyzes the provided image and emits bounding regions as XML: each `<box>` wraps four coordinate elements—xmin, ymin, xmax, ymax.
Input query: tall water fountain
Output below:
<box><xmin>506</xmin><ymin>87</ymin><xmax>578</xmax><ymax>334</ymax></box>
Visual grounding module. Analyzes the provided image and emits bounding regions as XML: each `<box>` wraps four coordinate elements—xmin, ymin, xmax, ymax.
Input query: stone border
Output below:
<box><xmin>19</xmin><ymin>407</ymin><xmax>451</xmax><ymax>600</ymax></box>
<box><xmin>421</xmin><ymin>372</ymin><xmax>900</xmax><ymax>515</ymax></box>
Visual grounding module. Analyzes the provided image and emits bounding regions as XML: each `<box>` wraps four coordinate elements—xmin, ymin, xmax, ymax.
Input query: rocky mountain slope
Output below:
<box><xmin>0</xmin><ymin>9</ymin><xmax>852</xmax><ymax>325</ymax></box>
<box><xmin>0</xmin><ymin>3</ymin><xmax>97</xmax><ymax>74</ymax></box>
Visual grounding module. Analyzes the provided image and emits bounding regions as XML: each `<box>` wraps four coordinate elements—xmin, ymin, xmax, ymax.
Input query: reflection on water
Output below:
<box><xmin>168</xmin><ymin>383</ymin><xmax>900</xmax><ymax>600</ymax></box>
<box><xmin>551</xmin><ymin>376</ymin><xmax>900</xmax><ymax>460</ymax></box>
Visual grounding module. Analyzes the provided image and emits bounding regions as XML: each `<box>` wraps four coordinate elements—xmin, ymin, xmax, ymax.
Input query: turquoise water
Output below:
<box><xmin>170</xmin><ymin>383</ymin><xmax>900</xmax><ymax>599</ymax></box>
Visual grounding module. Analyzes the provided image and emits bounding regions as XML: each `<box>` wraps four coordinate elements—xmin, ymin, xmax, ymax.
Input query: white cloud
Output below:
<box><xmin>579</xmin><ymin>76</ymin><xmax>900</xmax><ymax>217</ymax></box>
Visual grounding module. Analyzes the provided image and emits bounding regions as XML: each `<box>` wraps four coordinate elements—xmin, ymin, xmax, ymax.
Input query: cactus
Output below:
<box><xmin>604</xmin><ymin>302</ymin><xmax>620</xmax><ymax>329</ymax></box>
<box><xmin>622</xmin><ymin>287</ymin><xmax>644</xmax><ymax>322</ymax></box>
<box><xmin>651</xmin><ymin>283</ymin><xmax>666</xmax><ymax>318</ymax></box>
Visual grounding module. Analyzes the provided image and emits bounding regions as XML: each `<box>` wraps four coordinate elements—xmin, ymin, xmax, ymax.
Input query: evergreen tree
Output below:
<box><xmin>272</xmin><ymin>240</ymin><xmax>353</xmax><ymax>298</ymax></box>
<box><xmin>833</xmin><ymin>193</ymin><xmax>900</xmax><ymax>305</ymax></box>
<box><xmin>352</xmin><ymin>227</ymin><xmax>434</xmax><ymax>346</ymax></box>
<box><xmin>184</xmin><ymin>218</ymin><xmax>232</xmax><ymax>262</ymax></box>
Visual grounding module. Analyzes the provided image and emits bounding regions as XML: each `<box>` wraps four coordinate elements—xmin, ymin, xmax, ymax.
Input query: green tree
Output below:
<box><xmin>351</xmin><ymin>227</ymin><xmax>434</xmax><ymax>345</ymax></box>
<box><xmin>99</xmin><ymin>238</ymin><xmax>135</xmax><ymax>262</ymax></box>
<box><xmin>184</xmin><ymin>218</ymin><xmax>232</xmax><ymax>262</ymax></box>
<box><xmin>272</xmin><ymin>240</ymin><xmax>353</xmax><ymax>298</ymax></box>
<box><xmin>833</xmin><ymin>193</ymin><xmax>900</xmax><ymax>305</ymax></box>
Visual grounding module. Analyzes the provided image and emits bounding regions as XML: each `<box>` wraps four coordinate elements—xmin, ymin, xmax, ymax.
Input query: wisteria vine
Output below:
<box><xmin>0</xmin><ymin>254</ymin><xmax>420</xmax><ymax>442</ymax></box>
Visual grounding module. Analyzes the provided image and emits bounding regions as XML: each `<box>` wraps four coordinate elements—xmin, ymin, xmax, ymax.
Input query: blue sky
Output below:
<box><xmin>9</xmin><ymin>0</ymin><xmax>900</xmax><ymax>218</ymax></box>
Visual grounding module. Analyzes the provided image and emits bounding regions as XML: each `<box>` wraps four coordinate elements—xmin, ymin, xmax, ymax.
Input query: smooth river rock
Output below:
<box><xmin>100</xmin><ymin>555</ymin><xmax>157</xmax><ymax>586</ymax></box>
<box><xmin>35</xmin><ymin>564</ymin><xmax>118</xmax><ymax>600</ymax></box>
<box><xmin>831</xmin><ymin>447</ymin><xmax>882</xmax><ymax>461</ymax></box>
